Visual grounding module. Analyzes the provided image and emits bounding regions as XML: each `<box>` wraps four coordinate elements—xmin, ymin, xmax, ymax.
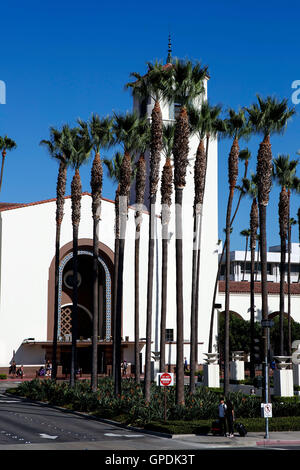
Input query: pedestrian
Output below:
<box><xmin>123</xmin><ymin>360</ymin><xmax>127</xmax><ymax>376</ymax></box>
<box><xmin>218</xmin><ymin>396</ymin><xmax>227</xmax><ymax>436</ymax></box>
<box><xmin>45</xmin><ymin>360</ymin><xmax>52</xmax><ymax>377</ymax></box>
<box><xmin>9</xmin><ymin>360</ymin><xmax>17</xmax><ymax>377</ymax></box>
<box><xmin>184</xmin><ymin>357</ymin><xmax>188</xmax><ymax>373</ymax></box>
<box><xmin>225</xmin><ymin>398</ymin><xmax>235</xmax><ymax>437</ymax></box>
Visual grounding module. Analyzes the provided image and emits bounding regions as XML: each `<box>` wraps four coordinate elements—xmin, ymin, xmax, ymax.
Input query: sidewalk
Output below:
<box><xmin>170</xmin><ymin>431</ymin><xmax>300</xmax><ymax>448</ymax></box>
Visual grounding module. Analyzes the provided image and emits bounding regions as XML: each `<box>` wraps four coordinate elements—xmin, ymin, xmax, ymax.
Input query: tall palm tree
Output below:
<box><xmin>208</xmin><ymin>148</ymin><xmax>251</xmax><ymax>353</ymax></box>
<box><xmin>112</xmin><ymin>111</ymin><xmax>145</xmax><ymax>396</ymax></box>
<box><xmin>126</xmin><ymin>61</ymin><xmax>173</xmax><ymax>402</ymax></box>
<box><xmin>288</xmin><ymin>217</ymin><xmax>297</xmax><ymax>353</ymax></box>
<box><xmin>273</xmin><ymin>154</ymin><xmax>298</xmax><ymax>355</ymax></box>
<box><xmin>246</xmin><ymin>95</ymin><xmax>295</xmax><ymax>393</ymax></box>
<box><xmin>223</xmin><ymin>109</ymin><xmax>250</xmax><ymax>396</ymax></box>
<box><xmin>240</xmin><ymin>229</ymin><xmax>251</xmax><ymax>281</ymax></box>
<box><xmin>103</xmin><ymin>150</ymin><xmax>135</xmax><ymax>383</ymax></box>
<box><xmin>159</xmin><ymin>123</ymin><xmax>175</xmax><ymax>374</ymax></box>
<box><xmin>133</xmin><ymin>119</ymin><xmax>150</xmax><ymax>383</ymax></box>
<box><xmin>165</xmin><ymin>58</ymin><xmax>208</xmax><ymax>405</ymax></box>
<box><xmin>188</xmin><ymin>102</ymin><xmax>223</xmax><ymax>392</ymax></box>
<box><xmin>40</xmin><ymin>125</ymin><xmax>75</xmax><ymax>381</ymax></box>
<box><xmin>242</xmin><ymin>173</ymin><xmax>259</xmax><ymax>378</ymax></box>
<box><xmin>298</xmin><ymin>208</ymin><xmax>300</xmax><ymax>283</ymax></box>
<box><xmin>0</xmin><ymin>135</ymin><xmax>17</xmax><ymax>193</ymax></box>
<box><xmin>69</xmin><ymin>129</ymin><xmax>93</xmax><ymax>388</ymax></box>
<box><xmin>78</xmin><ymin>114</ymin><xmax>114</xmax><ymax>392</ymax></box>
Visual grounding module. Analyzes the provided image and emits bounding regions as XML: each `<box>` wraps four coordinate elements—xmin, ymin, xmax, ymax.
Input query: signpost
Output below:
<box><xmin>261</xmin><ymin>319</ymin><xmax>274</xmax><ymax>439</ymax></box>
<box><xmin>157</xmin><ymin>373</ymin><xmax>174</xmax><ymax>421</ymax></box>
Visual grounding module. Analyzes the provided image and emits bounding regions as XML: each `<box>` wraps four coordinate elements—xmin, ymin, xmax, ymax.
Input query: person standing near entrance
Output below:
<box><xmin>218</xmin><ymin>397</ymin><xmax>227</xmax><ymax>436</ymax></box>
<box><xmin>225</xmin><ymin>398</ymin><xmax>235</xmax><ymax>437</ymax></box>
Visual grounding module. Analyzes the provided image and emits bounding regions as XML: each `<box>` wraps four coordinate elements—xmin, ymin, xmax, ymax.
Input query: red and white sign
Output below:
<box><xmin>157</xmin><ymin>372</ymin><xmax>174</xmax><ymax>386</ymax></box>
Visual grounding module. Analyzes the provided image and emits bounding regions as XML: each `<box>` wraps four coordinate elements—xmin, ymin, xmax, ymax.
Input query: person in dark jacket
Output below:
<box><xmin>226</xmin><ymin>399</ymin><xmax>235</xmax><ymax>437</ymax></box>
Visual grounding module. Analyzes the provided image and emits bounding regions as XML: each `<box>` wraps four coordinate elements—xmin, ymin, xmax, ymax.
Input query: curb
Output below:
<box><xmin>256</xmin><ymin>439</ymin><xmax>300</xmax><ymax>446</ymax></box>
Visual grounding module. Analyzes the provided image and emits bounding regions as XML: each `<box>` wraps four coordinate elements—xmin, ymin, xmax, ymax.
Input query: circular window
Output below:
<box><xmin>63</xmin><ymin>270</ymin><xmax>82</xmax><ymax>289</ymax></box>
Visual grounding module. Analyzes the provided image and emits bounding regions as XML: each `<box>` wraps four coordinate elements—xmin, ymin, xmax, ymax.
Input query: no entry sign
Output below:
<box><xmin>157</xmin><ymin>372</ymin><xmax>174</xmax><ymax>386</ymax></box>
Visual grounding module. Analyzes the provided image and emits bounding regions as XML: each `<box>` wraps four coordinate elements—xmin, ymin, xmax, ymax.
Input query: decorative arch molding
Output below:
<box><xmin>47</xmin><ymin>238</ymin><xmax>114</xmax><ymax>341</ymax></box>
<box><xmin>219</xmin><ymin>310</ymin><xmax>243</xmax><ymax>320</ymax></box>
<box><xmin>58</xmin><ymin>250</ymin><xmax>112</xmax><ymax>341</ymax></box>
<box><xmin>268</xmin><ymin>311</ymin><xmax>293</xmax><ymax>321</ymax></box>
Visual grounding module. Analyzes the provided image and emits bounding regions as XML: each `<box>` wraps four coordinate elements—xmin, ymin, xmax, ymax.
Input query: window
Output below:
<box><xmin>165</xmin><ymin>329</ymin><xmax>174</xmax><ymax>342</ymax></box>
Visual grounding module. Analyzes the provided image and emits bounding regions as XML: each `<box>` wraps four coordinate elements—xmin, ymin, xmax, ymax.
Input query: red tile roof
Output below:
<box><xmin>218</xmin><ymin>280</ymin><xmax>300</xmax><ymax>295</ymax></box>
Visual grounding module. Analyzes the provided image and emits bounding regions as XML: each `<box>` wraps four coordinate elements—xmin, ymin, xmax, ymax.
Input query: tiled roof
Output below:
<box><xmin>218</xmin><ymin>280</ymin><xmax>300</xmax><ymax>295</ymax></box>
<box><xmin>0</xmin><ymin>193</ymin><xmax>114</xmax><ymax>212</ymax></box>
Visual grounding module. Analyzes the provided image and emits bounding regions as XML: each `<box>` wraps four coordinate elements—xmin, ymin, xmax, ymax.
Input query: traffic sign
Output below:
<box><xmin>157</xmin><ymin>372</ymin><xmax>174</xmax><ymax>387</ymax></box>
<box><xmin>261</xmin><ymin>320</ymin><xmax>274</xmax><ymax>328</ymax></box>
<box><xmin>261</xmin><ymin>403</ymin><xmax>272</xmax><ymax>418</ymax></box>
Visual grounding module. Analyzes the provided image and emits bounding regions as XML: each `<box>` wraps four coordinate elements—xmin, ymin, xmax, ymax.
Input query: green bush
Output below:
<box><xmin>10</xmin><ymin>378</ymin><xmax>300</xmax><ymax>428</ymax></box>
<box><xmin>0</xmin><ymin>374</ymin><xmax>7</xmax><ymax>379</ymax></box>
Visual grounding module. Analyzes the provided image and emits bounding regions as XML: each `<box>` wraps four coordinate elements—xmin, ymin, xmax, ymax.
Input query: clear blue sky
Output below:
<box><xmin>0</xmin><ymin>0</ymin><xmax>299</xmax><ymax>250</ymax></box>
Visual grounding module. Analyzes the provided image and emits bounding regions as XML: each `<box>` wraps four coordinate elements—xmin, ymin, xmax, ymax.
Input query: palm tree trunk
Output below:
<box><xmin>250</xmin><ymin>238</ymin><xmax>256</xmax><ymax>378</ymax></box>
<box><xmin>52</xmin><ymin>223</ymin><xmax>61</xmax><ymax>381</ymax></box>
<box><xmin>259</xmin><ymin>203</ymin><xmax>268</xmax><ymax>396</ymax></box>
<box><xmin>160</xmin><ymin>230</ymin><xmax>168</xmax><ymax>373</ymax></box>
<box><xmin>112</xmin><ymin>188</ymin><xmax>120</xmax><ymax>382</ymax></box>
<box><xmin>208</xmin><ymin>158</ymin><xmax>249</xmax><ymax>353</ymax></box>
<box><xmin>175</xmin><ymin>188</ymin><xmax>185</xmax><ymax>405</ymax></box>
<box><xmin>279</xmin><ymin>187</ymin><xmax>288</xmax><ymax>355</ymax></box>
<box><xmin>224</xmin><ymin>186</ymin><xmax>234</xmax><ymax>396</ymax></box>
<box><xmin>70</xmin><ymin>168</ymin><xmax>82</xmax><ymax>388</ymax></box>
<box><xmin>135</xmin><ymin>235</ymin><xmax>141</xmax><ymax>382</ymax></box>
<box><xmin>193</xmin><ymin>137</ymin><xmax>209</xmax><ymax>375</ymax></box>
<box><xmin>51</xmin><ymin>160</ymin><xmax>67</xmax><ymax>381</ymax></box>
<box><xmin>91</xmin><ymin>217</ymin><xmax>99</xmax><ymax>392</ymax></box>
<box><xmin>242</xmin><ymin>236</ymin><xmax>249</xmax><ymax>281</ymax></box>
<box><xmin>189</xmin><ymin>213</ymin><xmax>200</xmax><ymax>393</ymax></box>
<box><xmin>287</xmin><ymin>192</ymin><xmax>292</xmax><ymax>355</ymax></box>
<box><xmin>250</xmin><ymin>198</ymin><xmax>258</xmax><ymax>379</ymax></box>
<box><xmin>70</xmin><ymin>224</ymin><xmax>79</xmax><ymax>388</ymax></box>
<box><xmin>145</xmin><ymin>194</ymin><xmax>156</xmax><ymax>402</ymax></box>
<box><xmin>0</xmin><ymin>151</ymin><xmax>6</xmax><ymax>193</ymax></box>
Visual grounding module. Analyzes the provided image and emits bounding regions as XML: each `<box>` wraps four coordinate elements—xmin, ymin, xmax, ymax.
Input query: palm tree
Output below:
<box><xmin>69</xmin><ymin>129</ymin><xmax>93</xmax><ymax>388</ymax></box>
<box><xmin>133</xmin><ymin>119</ymin><xmax>150</xmax><ymax>383</ymax></box>
<box><xmin>288</xmin><ymin>217</ymin><xmax>297</xmax><ymax>353</ymax></box>
<box><xmin>298</xmin><ymin>208</ymin><xmax>300</xmax><ymax>283</ymax></box>
<box><xmin>126</xmin><ymin>61</ymin><xmax>173</xmax><ymax>402</ymax></box>
<box><xmin>160</xmin><ymin>123</ymin><xmax>175</xmax><ymax>374</ymax></box>
<box><xmin>208</xmin><ymin>148</ymin><xmax>251</xmax><ymax>353</ymax></box>
<box><xmin>112</xmin><ymin>111</ymin><xmax>145</xmax><ymax>396</ymax></box>
<box><xmin>165</xmin><ymin>58</ymin><xmax>208</xmax><ymax>405</ymax></box>
<box><xmin>273</xmin><ymin>154</ymin><xmax>298</xmax><ymax>355</ymax></box>
<box><xmin>240</xmin><ymin>229</ymin><xmax>251</xmax><ymax>281</ymax></box>
<box><xmin>188</xmin><ymin>102</ymin><xmax>223</xmax><ymax>392</ymax></box>
<box><xmin>223</xmin><ymin>109</ymin><xmax>250</xmax><ymax>396</ymax></box>
<box><xmin>242</xmin><ymin>173</ymin><xmax>259</xmax><ymax>378</ymax></box>
<box><xmin>103</xmin><ymin>151</ymin><xmax>133</xmax><ymax>383</ymax></box>
<box><xmin>78</xmin><ymin>114</ymin><xmax>114</xmax><ymax>392</ymax></box>
<box><xmin>0</xmin><ymin>135</ymin><xmax>17</xmax><ymax>193</ymax></box>
<box><xmin>246</xmin><ymin>95</ymin><xmax>295</xmax><ymax>393</ymax></box>
<box><xmin>40</xmin><ymin>125</ymin><xmax>75</xmax><ymax>381</ymax></box>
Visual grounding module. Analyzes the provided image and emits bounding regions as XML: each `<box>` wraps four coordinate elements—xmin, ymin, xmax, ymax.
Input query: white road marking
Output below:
<box><xmin>39</xmin><ymin>434</ymin><xmax>58</xmax><ymax>440</ymax></box>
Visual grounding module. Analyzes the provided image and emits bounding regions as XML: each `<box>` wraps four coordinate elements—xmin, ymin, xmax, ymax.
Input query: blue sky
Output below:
<box><xmin>0</xmin><ymin>0</ymin><xmax>299</xmax><ymax>250</ymax></box>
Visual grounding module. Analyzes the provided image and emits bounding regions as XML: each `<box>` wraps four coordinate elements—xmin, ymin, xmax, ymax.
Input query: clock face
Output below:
<box><xmin>63</xmin><ymin>270</ymin><xmax>82</xmax><ymax>289</ymax></box>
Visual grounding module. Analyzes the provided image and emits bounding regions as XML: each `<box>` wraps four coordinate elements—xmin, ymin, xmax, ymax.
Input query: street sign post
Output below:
<box><xmin>157</xmin><ymin>373</ymin><xmax>174</xmax><ymax>421</ymax></box>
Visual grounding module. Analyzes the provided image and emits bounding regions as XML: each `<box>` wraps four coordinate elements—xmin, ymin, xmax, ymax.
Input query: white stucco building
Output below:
<box><xmin>0</xmin><ymin>56</ymin><xmax>299</xmax><ymax>377</ymax></box>
<box><xmin>0</xmin><ymin>61</ymin><xmax>220</xmax><ymax>375</ymax></box>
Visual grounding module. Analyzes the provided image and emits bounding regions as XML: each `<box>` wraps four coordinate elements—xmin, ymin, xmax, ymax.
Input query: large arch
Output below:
<box><xmin>47</xmin><ymin>239</ymin><xmax>114</xmax><ymax>341</ymax></box>
<box><xmin>58</xmin><ymin>249</ymin><xmax>112</xmax><ymax>340</ymax></box>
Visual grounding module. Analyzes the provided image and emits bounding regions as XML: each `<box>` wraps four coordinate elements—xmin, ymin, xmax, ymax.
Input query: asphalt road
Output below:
<box><xmin>0</xmin><ymin>382</ymin><xmax>299</xmax><ymax>460</ymax></box>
